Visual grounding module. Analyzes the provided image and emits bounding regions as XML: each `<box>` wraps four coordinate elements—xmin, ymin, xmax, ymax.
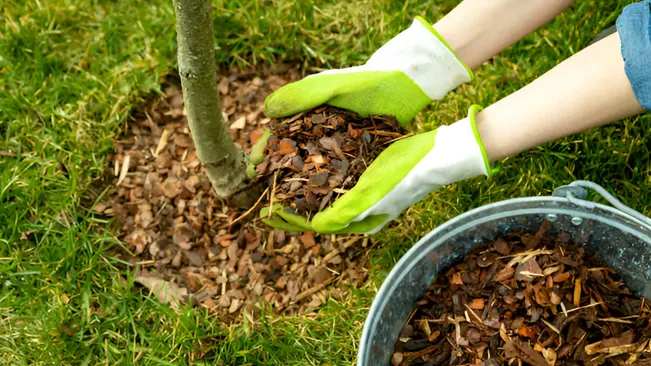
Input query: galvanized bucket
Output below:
<box><xmin>357</xmin><ymin>181</ymin><xmax>651</xmax><ymax>366</ymax></box>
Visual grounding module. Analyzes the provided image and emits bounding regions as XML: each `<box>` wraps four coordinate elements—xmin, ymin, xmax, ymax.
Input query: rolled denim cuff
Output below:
<box><xmin>616</xmin><ymin>0</ymin><xmax>651</xmax><ymax>111</ymax></box>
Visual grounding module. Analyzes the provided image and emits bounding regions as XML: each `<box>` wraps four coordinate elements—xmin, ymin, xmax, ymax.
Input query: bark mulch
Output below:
<box><xmin>258</xmin><ymin>106</ymin><xmax>402</xmax><ymax>216</ymax></box>
<box><xmin>392</xmin><ymin>223</ymin><xmax>651</xmax><ymax>366</ymax></box>
<box><xmin>94</xmin><ymin>65</ymin><xmax>394</xmax><ymax>321</ymax></box>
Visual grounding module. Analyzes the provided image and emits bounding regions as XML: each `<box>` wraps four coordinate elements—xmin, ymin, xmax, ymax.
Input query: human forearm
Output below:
<box><xmin>434</xmin><ymin>0</ymin><xmax>575</xmax><ymax>69</ymax></box>
<box><xmin>476</xmin><ymin>32</ymin><xmax>644</xmax><ymax>162</ymax></box>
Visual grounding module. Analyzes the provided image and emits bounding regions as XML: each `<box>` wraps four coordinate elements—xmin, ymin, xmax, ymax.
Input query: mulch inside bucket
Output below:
<box><xmin>392</xmin><ymin>222</ymin><xmax>651</xmax><ymax>365</ymax></box>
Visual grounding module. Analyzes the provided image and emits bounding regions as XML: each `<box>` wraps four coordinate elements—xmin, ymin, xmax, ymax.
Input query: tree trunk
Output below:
<box><xmin>172</xmin><ymin>0</ymin><xmax>250</xmax><ymax>200</ymax></box>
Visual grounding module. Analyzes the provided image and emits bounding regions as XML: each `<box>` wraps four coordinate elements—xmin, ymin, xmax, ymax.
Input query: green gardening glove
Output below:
<box><xmin>311</xmin><ymin>106</ymin><xmax>497</xmax><ymax>234</ymax></box>
<box><xmin>261</xmin><ymin>106</ymin><xmax>498</xmax><ymax>234</ymax></box>
<box><xmin>247</xmin><ymin>128</ymin><xmax>272</xmax><ymax>178</ymax></box>
<box><xmin>264</xmin><ymin>16</ymin><xmax>473</xmax><ymax>127</ymax></box>
<box><xmin>259</xmin><ymin>204</ymin><xmax>313</xmax><ymax>232</ymax></box>
<box><xmin>260</xmin><ymin>16</ymin><xmax>480</xmax><ymax>233</ymax></box>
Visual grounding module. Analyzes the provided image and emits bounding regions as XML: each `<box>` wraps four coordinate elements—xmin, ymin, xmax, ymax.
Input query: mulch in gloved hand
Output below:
<box><xmin>392</xmin><ymin>222</ymin><xmax>651</xmax><ymax>366</ymax></box>
<box><xmin>256</xmin><ymin>106</ymin><xmax>404</xmax><ymax>217</ymax></box>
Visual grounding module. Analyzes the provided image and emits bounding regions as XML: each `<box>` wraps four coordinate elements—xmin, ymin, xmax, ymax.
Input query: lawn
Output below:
<box><xmin>1</xmin><ymin>0</ymin><xmax>649</xmax><ymax>365</ymax></box>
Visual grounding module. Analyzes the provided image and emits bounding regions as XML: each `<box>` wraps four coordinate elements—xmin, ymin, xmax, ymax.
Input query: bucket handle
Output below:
<box><xmin>553</xmin><ymin>180</ymin><xmax>651</xmax><ymax>229</ymax></box>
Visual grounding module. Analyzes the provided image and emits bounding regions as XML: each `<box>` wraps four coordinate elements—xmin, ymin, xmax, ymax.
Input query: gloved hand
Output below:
<box><xmin>260</xmin><ymin>16</ymin><xmax>482</xmax><ymax>234</ymax></box>
<box><xmin>261</xmin><ymin>106</ymin><xmax>498</xmax><ymax>234</ymax></box>
<box><xmin>247</xmin><ymin>128</ymin><xmax>272</xmax><ymax>178</ymax></box>
<box><xmin>264</xmin><ymin>16</ymin><xmax>473</xmax><ymax>127</ymax></box>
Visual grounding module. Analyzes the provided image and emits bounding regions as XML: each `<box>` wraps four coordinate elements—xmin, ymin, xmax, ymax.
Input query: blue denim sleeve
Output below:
<box><xmin>616</xmin><ymin>0</ymin><xmax>651</xmax><ymax>111</ymax></box>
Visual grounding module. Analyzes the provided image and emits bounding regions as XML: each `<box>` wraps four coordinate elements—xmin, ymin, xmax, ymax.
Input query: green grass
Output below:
<box><xmin>1</xmin><ymin>0</ymin><xmax>649</xmax><ymax>364</ymax></box>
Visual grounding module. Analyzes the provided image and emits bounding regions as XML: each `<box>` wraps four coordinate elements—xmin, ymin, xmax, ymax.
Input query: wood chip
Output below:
<box><xmin>230</xmin><ymin>116</ymin><xmax>246</xmax><ymax>129</ymax></box>
<box><xmin>154</xmin><ymin>129</ymin><xmax>171</xmax><ymax>157</ymax></box>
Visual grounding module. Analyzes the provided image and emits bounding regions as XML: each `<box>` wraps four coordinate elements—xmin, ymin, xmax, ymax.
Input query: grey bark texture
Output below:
<box><xmin>173</xmin><ymin>0</ymin><xmax>250</xmax><ymax>200</ymax></box>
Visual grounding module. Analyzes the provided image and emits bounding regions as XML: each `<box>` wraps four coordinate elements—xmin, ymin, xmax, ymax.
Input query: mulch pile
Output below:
<box><xmin>95</xmin><ymin>65</ymin><xmax>378</xmax><ymax>320</ymax></box>
<box><xmin>392</xmin><ymin>222</ymin><xmax>651</xmax><ymax>365</ymax></box>
<box><xmin>258</xmin><ymin>106</ymin><xmax>402</xmax><ymax>215</ymax></box>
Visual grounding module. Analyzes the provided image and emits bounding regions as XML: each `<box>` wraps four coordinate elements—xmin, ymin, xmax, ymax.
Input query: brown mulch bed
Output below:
<box><xmin>392</xmin><ymin>223</ymin><xmax>651</xmax><ymax>365</ymax></box>
<box><xmin>94</xmin><ymin>65</ymin><xmax>377</xmax><ymax>320</ymax></box>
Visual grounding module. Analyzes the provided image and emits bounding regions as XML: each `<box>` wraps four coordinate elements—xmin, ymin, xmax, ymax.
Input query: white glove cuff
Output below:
<box><xmin>366</xmin><ymin>16</ymin><xmax>474</xmax><ymax>100</ymax></box>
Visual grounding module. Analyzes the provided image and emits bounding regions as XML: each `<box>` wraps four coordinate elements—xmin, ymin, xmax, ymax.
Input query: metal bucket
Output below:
<box><xmin>358</xmin><ymin>181</ymin><xmax>651</xmax><ymax>366</ymax></box>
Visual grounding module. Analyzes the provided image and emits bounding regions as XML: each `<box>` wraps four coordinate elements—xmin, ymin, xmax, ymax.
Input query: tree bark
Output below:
<box><xmin>172</xmin><ymin>0</ymin><xmax>249</xmax><ymax>199</ymax></box>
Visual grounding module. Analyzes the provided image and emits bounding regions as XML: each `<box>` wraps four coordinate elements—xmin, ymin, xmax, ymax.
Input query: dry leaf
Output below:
<box><xmin>135</xmin><ymin>274</ymin><xmax>187</xmax><ymax>308</ymax></box>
